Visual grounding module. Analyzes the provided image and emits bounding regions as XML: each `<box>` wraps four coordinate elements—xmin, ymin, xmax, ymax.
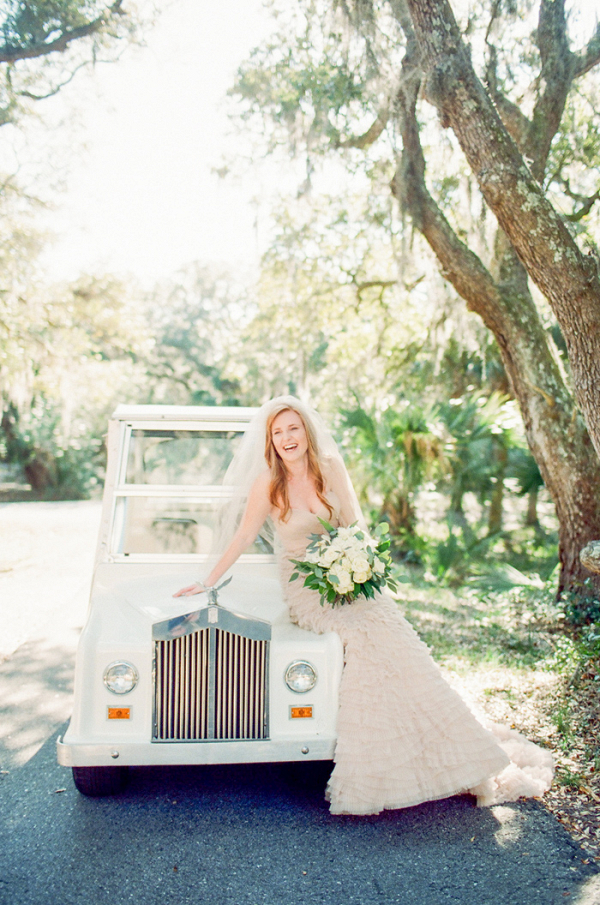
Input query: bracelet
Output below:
<box><xmin>197</xmin><ymin>576</ymin><xmax>232</xmax><ymax>599</ymax></box>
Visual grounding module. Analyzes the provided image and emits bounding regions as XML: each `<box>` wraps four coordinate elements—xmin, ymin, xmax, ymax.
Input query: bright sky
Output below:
<box><xmin>7</xmin><ymin>0</ymin><xmax>275</xmax><ymax>287</ymax></box>
<box><xmin>1</xmin><ymin>0</ymin><xmax>597</xmax><ymax>291</ymax></box>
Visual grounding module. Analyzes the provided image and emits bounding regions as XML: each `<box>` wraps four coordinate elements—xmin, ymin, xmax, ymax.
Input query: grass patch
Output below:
<box><xmin>398</xmin><ymin>577</ymin><xmax>557</xmax><ymax>671</ymax></box>
<box><xmin>393</xmin><ymin>570</ymin><xmax>600</xmax><ymax>859</ymax></box>
<box><xmin>556</xmin><ymin>769</ymin><xmax>587</xmax><ymax>790</ymax></box>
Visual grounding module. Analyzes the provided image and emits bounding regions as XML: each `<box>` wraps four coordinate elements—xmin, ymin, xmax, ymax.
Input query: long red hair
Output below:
<box><xmin>264</xmin><ymin>405</ymin><xmax>333</xmax><ymax>522</ymax></box>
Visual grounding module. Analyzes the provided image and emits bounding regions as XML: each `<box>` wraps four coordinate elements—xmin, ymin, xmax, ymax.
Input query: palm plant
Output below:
<box><xmin>438</xmin><ymin>392</ymin><xmax>524</xmax><ymax>535</ymax></box>
<box><xmin>340</xmin><ymin>400</ymin><xmax>446</xmax><ymax>554</ymax></box>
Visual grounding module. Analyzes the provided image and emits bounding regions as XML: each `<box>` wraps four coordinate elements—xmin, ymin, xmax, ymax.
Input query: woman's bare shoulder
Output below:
<box><xmin>250</xmin><ymin>469</ymin><xmax>271</xmax><ymax>495</ymax></box>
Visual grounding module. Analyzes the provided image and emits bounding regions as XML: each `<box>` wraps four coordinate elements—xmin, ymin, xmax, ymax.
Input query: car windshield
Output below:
<box><xmin>111</xmin><ymin>424</ymin><xmax>271</xmax><ymax>557</ymax></box>
<box><xmin>125</xmin><ymin>428</ymin><xmax>242</xmax><ymax>486</ymax></box>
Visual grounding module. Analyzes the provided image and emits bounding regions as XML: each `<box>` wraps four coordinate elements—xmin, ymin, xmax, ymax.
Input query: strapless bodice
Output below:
<box><xmin>274</xmin><ymin>493</ymin><xmax>341</xmax><ymax>557</ymax></box>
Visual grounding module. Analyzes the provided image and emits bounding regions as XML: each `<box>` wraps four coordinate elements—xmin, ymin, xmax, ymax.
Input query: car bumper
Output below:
<box><xmin>56</xmin><ymin>735</ymin><xmax>336</xmax><ymax>767</ymax></box>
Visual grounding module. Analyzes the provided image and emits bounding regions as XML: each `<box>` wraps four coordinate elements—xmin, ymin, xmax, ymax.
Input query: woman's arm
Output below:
<box><xmin>173</xmin><ymin>471</ymin><xmax>272</xmax><ymax>597</ymax></box>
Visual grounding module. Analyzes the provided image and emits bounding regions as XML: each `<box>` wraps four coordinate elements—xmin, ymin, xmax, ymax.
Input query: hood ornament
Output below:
<box><xmin>204</xmin><ymin>576</ymin><xmax>232</xmax><ymax>606</ymax></box>
<box><xmin>155</xmin><ymin>577</ymin><xmax>234</xmax><ymax>640</ymax></box>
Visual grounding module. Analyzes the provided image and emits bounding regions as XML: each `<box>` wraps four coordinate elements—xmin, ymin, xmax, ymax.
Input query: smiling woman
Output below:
<box><xmin>175</xmin><ymin>396</ymin><xmax>554</xmax><ymax>816</ymax></box>
<box><xmin>271</xmin><ymin>411</ymin><xmax>308</xmax><ymax>463</ymax></box>
<box><xmin>265</xmin><ymin>407</ymin><xmax>333</xmax><ymax>522</ymax></box>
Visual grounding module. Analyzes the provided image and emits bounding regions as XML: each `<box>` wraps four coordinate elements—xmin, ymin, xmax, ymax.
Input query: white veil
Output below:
<box><xmin>213</xmin><ymin>395</ymin><xmax>366</xmax><ymax>557</ymax></box>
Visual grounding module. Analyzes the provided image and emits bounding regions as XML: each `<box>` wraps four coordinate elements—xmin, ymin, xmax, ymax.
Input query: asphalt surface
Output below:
<box><xmin>1</xmin><ymin>502</ymin><xmax>600</xmax><ymax>905</ymax></box>
<box><xmin>2</xmin><ymin>744</ymin><xmax>600</xmax><ymax>905</ymax></box>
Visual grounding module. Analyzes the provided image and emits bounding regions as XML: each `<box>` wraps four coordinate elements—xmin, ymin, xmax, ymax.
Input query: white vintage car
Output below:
<box><xmin>57</xmin><ymin>405</ymin><xmax>343</xmax><ymax>795</ymax></box>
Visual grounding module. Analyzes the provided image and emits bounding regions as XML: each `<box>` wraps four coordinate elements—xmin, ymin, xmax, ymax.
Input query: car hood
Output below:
<box><xmin>91</xmin><ymin>561</ymin><xmax>291</xmax><ymax>627</ymax></box>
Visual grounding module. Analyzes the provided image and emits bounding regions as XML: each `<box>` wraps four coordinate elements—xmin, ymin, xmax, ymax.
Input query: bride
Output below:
<box><xmin>175</xmin><ymin>396</ymin><xmax>553</xmax><ymax>816</ymax></box>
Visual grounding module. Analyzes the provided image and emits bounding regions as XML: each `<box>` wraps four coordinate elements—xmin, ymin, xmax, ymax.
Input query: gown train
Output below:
<box><xmin>276</xmin><ymin>505</ymin><xmax>554</xmax><ymax>816</ymax></box>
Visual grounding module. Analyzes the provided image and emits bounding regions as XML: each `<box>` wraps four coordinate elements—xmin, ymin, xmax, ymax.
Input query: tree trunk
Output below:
<box><xmin>488</xmin><ymin>445</ymin><xmax>507</xmax><ymax>535</ymax></box>
<box><xmin>0</xmin><ymin>407</ymin><xmax>57</xmax><ymax>494</ymax></box>
<box><xmin>403</xmin><ymin>0</ymin><xmax>600</xmax><ymax>464</ymax></box>
<box><xmin>448</xmin><ymin>484</ymin><xmax>466</xmax><ymax>526</ymax></box>
<box><xmin>391</xmin><ymin>63</ymin><xmax>600</xmax><ymax>595</ymax></box>
<box><xmin>388</xmin><ymin>0</ymin><xmax>600</xmax><ymax>597</ymax></box>
<box><xmin>526</xmin><ymin>487</ymin><xmax>539</xmax><ymax>530</ymax></box>
<box><xmin>384</xmin><ymin>490</ymin><xmax>417</xmax><ymax>541</ymax></box>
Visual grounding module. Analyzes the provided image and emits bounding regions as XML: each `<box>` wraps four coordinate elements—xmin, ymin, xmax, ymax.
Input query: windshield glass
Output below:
<box><xmin>114</xmin><ymin>425</ymin><xmax>272</xmax><ymax>556</ymax></box>
<box><xmin>111</xmin><ymin>495</ymin><xmax>272</xmax><ymax>556</ymax></box>
<box><xmin>125</xmin><ymin>429</ymin><xmax>244</xmax><ymax>486</ymax></box>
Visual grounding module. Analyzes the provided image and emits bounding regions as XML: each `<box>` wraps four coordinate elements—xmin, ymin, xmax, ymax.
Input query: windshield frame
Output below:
<box><xmin>105</xmin><ymin>419</ymin><xmax>274</xmax><ymax>563</ymax></box>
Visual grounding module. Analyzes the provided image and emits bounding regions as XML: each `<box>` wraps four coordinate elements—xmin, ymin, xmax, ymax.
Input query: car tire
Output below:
<box><xmin>283</xmin><ymin>759</ymin><xmax>333</xmax><ymax>789</ymax></box>
<box><xmin>72</xmin><ymin>766</ymin><xmax>129</xmax><ymax>796</ymax></box>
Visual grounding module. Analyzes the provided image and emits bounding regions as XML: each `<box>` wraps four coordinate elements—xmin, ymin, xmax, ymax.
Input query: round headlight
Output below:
<box><xmin>103</xmin><ymin>661</ymin><xmax>139</xmax><ymax>695</ymax></box>
<box><xmin>284</xmin><ymin>660</ymin><xmax>317</xmax><ymax>694</ymax></box>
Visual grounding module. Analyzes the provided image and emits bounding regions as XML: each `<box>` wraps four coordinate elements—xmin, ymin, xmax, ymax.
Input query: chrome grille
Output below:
<box><xmin>152</xmin><ymin>606</ymin><xmax>270</xmax><ymax>742</ymax></box>
<box><xmin>154</xmin><ymin>630</ymin><xmax>210</xmax><ymax>740</ymax></box>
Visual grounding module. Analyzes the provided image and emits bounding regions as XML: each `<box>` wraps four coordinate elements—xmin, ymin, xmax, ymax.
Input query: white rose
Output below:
<box><xmin>322</xmin><ymin>546</ymin><xmax>341</xmax><ymax>567</ymax></box>
<box><xmin>344</xmin><ymin>540</ymin><xmax>363</xmax><ymax>556</ymax></box>
<box><xmin>373</xmin><ymin>556</ymin><xmax>386</xmax><ymax>575</ymax></box>
<box><xmin>329</xmin><ymin>563</ymin><xmax>354</xmax><ymax>595</ymax></box>
<box><xmin>338</xmin><ymin>576</ymin><xmax>354</xmax><ymax>594</ymax></box>
<box><xmin>353</xmin><ymin>569</ymin><xmax>371</xmax><ymax>583</ymax></box>
<box><xmin>350</xmin><ymin>557</ymin><xmax>370</xmax><ymax>573</ymax></box>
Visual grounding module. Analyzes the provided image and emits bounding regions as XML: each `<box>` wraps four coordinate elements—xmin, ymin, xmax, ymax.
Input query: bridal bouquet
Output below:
<box><xmin>290</xmin><ymin>520</ymin><xmax>397</xmax><ymax>607</ymax></box>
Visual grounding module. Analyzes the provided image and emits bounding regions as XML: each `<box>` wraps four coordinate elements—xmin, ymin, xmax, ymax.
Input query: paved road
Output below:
<box><xmin>0</xmin><ymin>501</ymin><xmax>100</xmax><ymax>770</ymax></box>
<box><xmin>0</xmin><ymin>501</ymin><xmax>100</xmax><ymax>663</ymax></box>
<box><xmin>1</xmin><ymin>502</ymin><xmax>599</xmax><ymax>905</ymax></box>
<box><xmin>2</xmin><ymin>744</ymin><xmax>600</xmax><ymax>905</ymax></box>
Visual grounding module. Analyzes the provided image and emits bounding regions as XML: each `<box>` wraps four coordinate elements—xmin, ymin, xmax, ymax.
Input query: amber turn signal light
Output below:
<box><xmin>290</xmin><ymin>705</ymin><xmax>313</xmax><ymax>719</ymax></box>
<box><xmin>107</xmin><ymin>707</ymin><xmax>131</xmax><ymax>720</ymax></box>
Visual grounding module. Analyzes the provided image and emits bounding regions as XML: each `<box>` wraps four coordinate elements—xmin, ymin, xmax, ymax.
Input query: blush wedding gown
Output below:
<box><xmin>275</xmin><ymin>496</ymin><xmax>554</xmax><ymax>816</ymax></box>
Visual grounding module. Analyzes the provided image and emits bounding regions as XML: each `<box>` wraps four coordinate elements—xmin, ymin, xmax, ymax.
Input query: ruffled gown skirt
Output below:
<box><xmin>280</xmin><ymin>554</ymin><xmax>554</xmax><ymax>816</ymax></box>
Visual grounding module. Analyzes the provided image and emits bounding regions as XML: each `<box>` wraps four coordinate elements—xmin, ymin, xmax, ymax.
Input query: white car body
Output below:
<box><xmin>57</xmin><ymin>405</ymin><xmax>343</xmax><ymax>792</ymax></box>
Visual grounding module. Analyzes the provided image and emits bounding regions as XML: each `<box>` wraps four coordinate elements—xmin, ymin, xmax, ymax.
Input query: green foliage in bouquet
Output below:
<box><xmin>290</xmin><ymin>519</ymin><xmax>398</xmax><ymax>606</ymax></box>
